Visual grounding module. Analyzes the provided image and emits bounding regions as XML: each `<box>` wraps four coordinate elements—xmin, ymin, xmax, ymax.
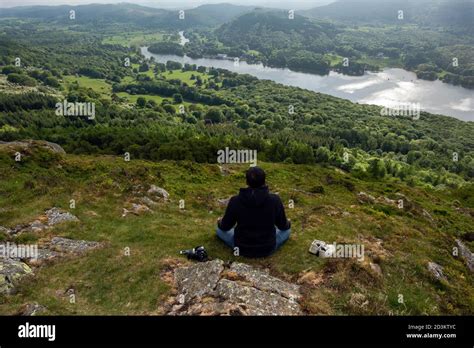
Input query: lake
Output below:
<box><xmin>141</xmin><ymin>46</ymin><xmax>474</xmax><ymax>122</ymax></box>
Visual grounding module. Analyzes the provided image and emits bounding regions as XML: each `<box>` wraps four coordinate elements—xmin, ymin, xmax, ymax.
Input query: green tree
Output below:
<box><xmin>205</xmin><ymin>107</ymin><xmax>223</xmax><ymax>123</ymax></box>
<box><xmin>368</xmin><ymin>158</ymin><xmax>387</xmax><ymax>178</ymax></box>
<box><xmin>173</xmin><ymin>93</ymin><xmax>184</xmax><ymax>104</ymax></box>
<box><xmin>136</xmin><ymin>97</ymin><xmax>146</xmax><ymax>108</ymax></box>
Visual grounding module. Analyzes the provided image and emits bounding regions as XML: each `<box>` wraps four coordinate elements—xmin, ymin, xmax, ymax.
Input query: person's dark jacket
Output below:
<box><xmin>217</xmin><ymin>185</ymin><xmax>291</xmax><ymax>257</ymax></box>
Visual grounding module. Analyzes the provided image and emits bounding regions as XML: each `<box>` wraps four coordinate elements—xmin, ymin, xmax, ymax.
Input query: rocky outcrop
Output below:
<box><xmin>427</xmin><ymin>261</ymin><xmax>446</xmax><ymax>281</ymax></box>
<box><xmin>45</xmin><ymin>208</ymin><xmax>79</xmax><ymax>225</ymax></box>
<box><xmin>140</xmin><ymin>196</ymin><xmax>158</xmax><ymax>208</ymax></box>
<box><xmin>48</xmin><ymin>237</ymin><xmax>102</xmax><ymax>255</ymax></box>
<box><xmin>0</xmin><ymin>140</ymin><xmax>65</xmax><ymax>154</ymax></box>
<box><xmin>0</xmin><ymin>258</ymin><xmax>33</xmax><ymax>295</ymax></box>
<box><xmin>0</xmin><ymin>237</ymin><xmax>102</xmax><ymax>294</ymax></box>
<box><xmin>174</xmin><ymin>259</ymin><xmax>225</xmax><ymax>303</ymax></box>
<box><xmin>17</xmin><ymin>303</ymin><xmax>47</xmax><ymax>316</ymax></box>
<box><xmin>357</xmin><ymin>191</ymin><xmax>433</xmax><ymax>222</ymax></box>
<box><xmin>357</xmin><ymin>192</ymin><xmax>376</xmax><ymax>204</ymax></box>
<box><xmin>122</xmin><ymin>185</ymin><xmax>170</xmax><ymax>217</ymax></box>
<box><xmin>122</xmin><ymin>203</ymin><xmax>151</xmax><ymax>218</ymax></box>
<box><xmin>215</xmin><ymin>279</ymin><xmax>300</xmax><ymax>315</ymax></box>
<box><xmin>166</xmin><ymin>259</ymin><xmax>302</xmax><ymax>316</ymax></box>
<box><xmin>6</xmin><ymin>208</ymin><xmax>79</xmax><ymax>236</ymax></box>
<box><xmin>147</xmin><ymin>185</ymin><xmax>169</xmax><ymax>201</ymax></box>
<box><xmin>229</xmin><ymin>262</ymin><xmax>300</xmax><ymax>299</ymax></box>
<box><xmin>455</xmin><ymin>239</ymin><xmax>474</xmax><ymax>273</ymax></box>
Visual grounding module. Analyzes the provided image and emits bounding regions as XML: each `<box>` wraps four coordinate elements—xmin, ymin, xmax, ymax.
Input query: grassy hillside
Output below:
<box><xmin>0</xmin><ymin>143</ymin><xmax>472</xmax><ymax>315</ymax></box>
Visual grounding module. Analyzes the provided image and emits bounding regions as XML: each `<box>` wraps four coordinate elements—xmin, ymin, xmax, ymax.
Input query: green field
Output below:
<box><xmin>62</xmin><ymin>75</ymin><xmax>112</xmax><ymax>97</ymax></box>
<box><xmin>102</xmin><ymin>32</ymin><xmax>168</xmax><ymax>47</ymax></box>
<box><xmin>162</xmin><ymin>70</ymin><xmax>211</xmax><ymax>85</ymax></box>
<box><xmin>116</xmin><ymin>92</ymin><xmax>166</xmax><ymax>105</ymax></box>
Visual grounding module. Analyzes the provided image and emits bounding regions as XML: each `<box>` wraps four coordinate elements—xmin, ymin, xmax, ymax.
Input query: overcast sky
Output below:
<box><xmin>0</xmin><ymin>0</ymin><xmax>335</xmax><ymax>9</ymax></box>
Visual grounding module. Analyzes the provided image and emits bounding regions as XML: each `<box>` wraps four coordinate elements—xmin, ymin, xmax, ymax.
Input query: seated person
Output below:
<box><xmin>216</xmin><ymin>166</ymin><xmax>291</xmax><ymax>258</ymax></box>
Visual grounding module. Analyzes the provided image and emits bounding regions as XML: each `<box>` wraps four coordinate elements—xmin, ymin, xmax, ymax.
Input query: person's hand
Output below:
<box><xmin>217</xmin><ymin>217</ymin><xmax>222</xmax><ymax>225</ymax></box>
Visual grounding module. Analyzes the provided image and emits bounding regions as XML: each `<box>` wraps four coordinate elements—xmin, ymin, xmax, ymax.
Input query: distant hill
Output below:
<box><xmin>304</xmin><ymin>0</ymin><xmax>474</xmax><ymax>32</ymax></box>
<box><xmin>189</xmin><ymin>3</ymin><xmax>256</xmax><ymax>26</ymax></box>
<box><xmin>217</xmin><ymin>9</ymin><xmax>338</xmax><ymax>55</ymax></box>
<box><xmin>0</xmin><ymin>2</ymin><xmax>254</xmax><ymax>29</ymax></box>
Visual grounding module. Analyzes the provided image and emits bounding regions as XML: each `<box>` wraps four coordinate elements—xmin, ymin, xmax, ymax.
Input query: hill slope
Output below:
<box><xmin>0</xmin><ymin>3</ymin><xmax>255</xmax><ymax>29</ymax></box>
<box><xmin>304</xmin><ymin>0</ymin><xmax>474</xmax><ymax>32</ymax></box>
<box><xmin>0</xmin><ymin>142</ymin><xmax>472</xmax><ymax>315</ymax></box>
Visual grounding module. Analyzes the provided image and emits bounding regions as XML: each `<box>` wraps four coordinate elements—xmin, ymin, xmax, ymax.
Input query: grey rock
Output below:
<box><xmin>140</xmin><ymin>196</ymin><xmax>158</xmax><ymax>208</ymax></box>
<box><xmin>0</xmin><ymin>226</ymin><xmax>10</xmax><ymax>234</ymax></box>
<box><xmin>7</xmin><ymin>224</ymin><xmax>30</xmax><ymax>236</ymax></box>
<box><xmin>147</xmin><ymin>185</ymin><xmax>169</xmax><ymax>201</ymax></box>
<box><xmin>41</xmin><ymin>141</ymin><xmax>66</xmax><ymax>154</ymax></box>
<box><xmin>122</xmin><ymin>203</ymin><xmax>151</xmax><ymax>217</ymax></box>
<box><xmin>170</xmin><ymin>298</ymin><xmax>249</xmax><ymax>316</ymax></box>
<box><xmin>427</xmin><ymin>262</ymin><xmax>446</xmax><ymax>281</ymax></box>
<box><xmin>377</xmin><ymin>196</ymin><xmax>397</xmax><ymax>207</ymax></box>
<box><xmin>45</xmin><ymin>208</ymin><xmax>79</xmax><ymax>226</ymax></box>
<box><xmin>455</xmin><ymin>239</ymin><xmax>474</xmax><ymax>273</ymax></box>
<box><xmin>357</xmin><ymin>192</ymin><xmax>404</xmax><ymax>209</ymax></box>
<box><xmin>170</xmin><ymin>259</ymin><xmax>302</xmax><ymax>316</ymax></box>
<box><xmin>19</xmin><ymin>303</ymin><xmax>47</xmax><ymax>316</ymax></box>
<box><xmin>49</xmin><ymin>237</ymin><xmax>101</xmax><ymax>254</ymax></box>
<box><xmin>9</xmin><ymin>208</ymin><xmax>79</xmax><ymax>235</ymax></box>
<box><xmin>0</xmin><ymin>226</ymin><xmax>96</xmax><ymax>269</ymax></box>
<box><xmin>216</xmin><ymin>279</ymin><xmax>301</xmax><ymax>316</ymax></box>
<box><xmin>0</xmin><ymin>258</ymin><xmax>33</xmax><ymax>295</ymax></box>
<box><xmin>0</xmin><ymin>140</ymin><xmax>65</xmax><ymax>154</ymax></box>
<box><xmin>174</xmin><ymin>259</ymin><xmax>224</xmax><ymax>303</ymax></box>
<box><xmin>33</xmin><ymin>248</ymin><xmax>60</xmax><ymax>263</ymax></box>
<box><xmin>230</xmin><ymin>262</ymin><xmax>300</xmax><ymax>300</ymax></box>
<box><xmin>357</xmin><ymin>192</ymin><xmax>376</xmax><ymax>204</ymax></box>
<box><xmin>30</xmin><ymin>220</ymin><xmax>47</xmax><ymax>233</ymax></box>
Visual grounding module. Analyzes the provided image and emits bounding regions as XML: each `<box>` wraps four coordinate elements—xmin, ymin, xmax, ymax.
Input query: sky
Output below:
<box><xmin>0</xmin><ymin>0</ymin><xmax>335</xmax><ymax>9</ymax></box>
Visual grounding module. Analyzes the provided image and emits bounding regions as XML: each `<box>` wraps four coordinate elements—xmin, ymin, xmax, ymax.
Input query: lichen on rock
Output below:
<box><xmin>167</xmin><ymin>259</ymin><xmax>302</xmax><ymax>316</ymax></box>
<box><xmin>0</xmin><ymin>258</ymin><xmax>33</xmax><ymax>295</ymax></box>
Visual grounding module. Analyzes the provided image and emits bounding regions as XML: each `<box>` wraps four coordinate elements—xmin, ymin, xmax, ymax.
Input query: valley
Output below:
<box><xmin>0</xmin><ymin>0</ymin><xmax>472</xmax><ymax>317</ymax></box>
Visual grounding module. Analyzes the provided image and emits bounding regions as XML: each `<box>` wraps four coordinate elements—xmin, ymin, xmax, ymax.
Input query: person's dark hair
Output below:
<box><xmin>246</xmin><ymin>166</ymin><xmax>266</xmax><ymax>188</ymax></box>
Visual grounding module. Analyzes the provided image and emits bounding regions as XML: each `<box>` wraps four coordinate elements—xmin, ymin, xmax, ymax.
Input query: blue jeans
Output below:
<box><xmin>216</xmin><ymin>227</ymin><xmax>291</xmax><ymax>252</ymax></box>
